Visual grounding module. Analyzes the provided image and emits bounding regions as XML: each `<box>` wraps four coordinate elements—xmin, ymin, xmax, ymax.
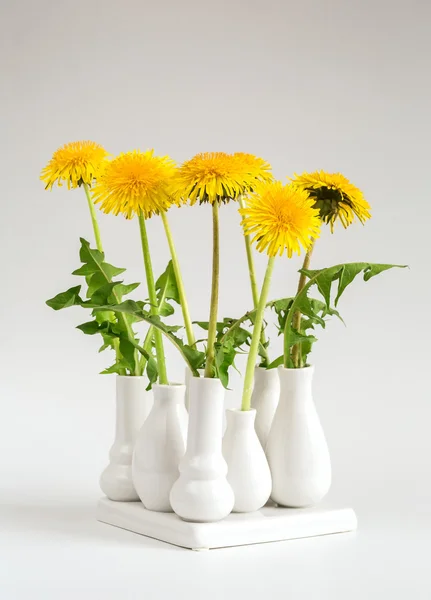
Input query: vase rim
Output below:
<box><xmin>153</xmin><ymin>382</ymin><xmax>185</xmax><ymax>389</ymax></box>
<box><xmin>115</xmin><ymin>375</ymin><xmax>147</xmax><ymax>380</ymax></box>
<box><xmin>226</xmin><ymin>408</ymin><xmax>257</xmax><ymax>415</ymax></box>
<box><xmin>277</xmin><ymin>364</ymin><xmax>314</xmax><ymax>372</ymax></box>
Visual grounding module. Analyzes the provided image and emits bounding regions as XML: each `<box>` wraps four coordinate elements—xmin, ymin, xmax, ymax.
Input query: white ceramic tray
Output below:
<box><xmin>97</xmin><ymin>498</ymin><xmax>357</xmax><ymax>550</ymax></box>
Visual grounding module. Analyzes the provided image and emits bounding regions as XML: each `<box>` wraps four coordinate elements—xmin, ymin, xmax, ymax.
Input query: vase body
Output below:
<box><xmin>170</xmin><ymin>377</ymin><xmax>234</xmax><ymax>522</ymax></box>
<box><xmin>222</xmin><ymin>409</ymin><xmax>272</xmax><ymax>512</ymax></box>
<box><xmin>266</xmin><ymin>366</ymin><xmax>331</xmax><ymax>508</ymax></box>
<box><xmin>132</xmin><ymin>384</ymin><xmax>188</xmax><ymax>512</ymax></box>
<box><xmin>100</xmin><ymin>376</ymin><xmax>152</xmax><ymax>501</ymax></box>
<box><xmin>251</xmin><ymin>367</ymin><xmax>280</xmax><ymax>450</ymax></box>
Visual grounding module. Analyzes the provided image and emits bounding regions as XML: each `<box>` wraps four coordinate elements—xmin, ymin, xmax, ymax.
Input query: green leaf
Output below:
<box><xmin>103</xmin><ymin>264</ymin><xmax>127</xmax><ymax>279</ymax></box>
<box><xmin>72</xmin><ymin>264</ymin><xmax>98</xmax><ymax>276</ymax></box>
<box><xmin>94</xmin><ymin>300</ymin><xmax>205</xmax><ymax>376</ymax></box>
<box><xmin>113</xmin><ymin>282</ymin><xmax>140</xmax><ymax>301</ymax></box>
<box><xmin>363</xmin><ymin>264</ymin><xmax>403</xmax><ymax>282</ymax></box>
<box><xmin>46</xmin><ymin>286</ymin><xmax>83</xmax><ymax>310</ymax></box>
<box><xmin>267</xmin><ymin>354</ymin><xmax>284</xmax><ymax>369</ymax></box>
<box><xmin>294</xmin><ymin>293</ymin><xmax>325</xmax><ymax>327</ymax></box>
<box><xmin>214</xmin><ymin>342</ymin><xmax>237</xmax><ymax>389</ymax></box>
<box><xmin>145</xmin><ymin>355</ymin><xmax>158</xmax><ymax>390</ymax></box>
<box><xmin>284</xmin><ymin>262</ymin><xmax>407</xmax><ymax>364</ymax></box>
<box><xmin>334</xmin><ymin>264</ymin><xmax>366</xmax><ymax>306</ymax></box>
<box><xmin>119</xmin><ymin>338</ymin><xmax>136</xmax><ymax>373</ymax></box>
<box><xmin>101</xmin><ymin>360</ymin><xmax>130</xmax><ymax>375</ymax></box>
<box><xmin>155</xmin><ymin>260</ymin><xmax>180</xmax><ymax>317</ymax></box>
<box><xmin>76</xmin><ymin>320</ymin><xmax>100</xmax><ymax>335</ymax></box>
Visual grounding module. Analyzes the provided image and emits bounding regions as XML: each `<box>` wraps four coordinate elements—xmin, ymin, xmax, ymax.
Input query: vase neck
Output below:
<box><xmin>253</xmin><ymin>367</ymin><xmax>280</xmax><ymax>390</ymax></box>
<box><xmin>187</xmin><ymin>378</ymin><xmax>225</xmax><ymax>455</ymax></box>
<box><xmin>115</xmin><ymin>376</ymin><xmax>147</xmax><ymax>440</ymax></box>
<box><xmin>226</xmin><ymin>409</ymin><xmax>256</xmax><ymax>433</ymax></box>
<box><xmin>152</xmin><ymin>383</ymin><xmax>186</xmax><ymax>408</ymax></box>
<box><xmin>277</xmin><ymin>366</ymin><xmax>314</xmax><ymax>407</ymax></box>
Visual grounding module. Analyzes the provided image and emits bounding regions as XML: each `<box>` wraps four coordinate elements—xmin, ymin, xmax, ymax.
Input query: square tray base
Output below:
<box><xmin>97</xmin><ymin>498</ymin><xmax>357</xmax><ymax>550</ymax></box>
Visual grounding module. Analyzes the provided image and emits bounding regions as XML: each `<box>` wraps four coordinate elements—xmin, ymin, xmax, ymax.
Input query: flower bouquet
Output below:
<box><xmin>42</xmin><ymin>141</ymin><xmax>405</xmax><ymax>547</ymax></box>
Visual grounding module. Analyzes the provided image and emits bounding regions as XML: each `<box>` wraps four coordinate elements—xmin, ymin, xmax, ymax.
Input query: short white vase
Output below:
<box><xmin>100</xmin><ymin>376</ymin><xmax>153</xmax><ymax>502</ymax></box>
<box><xmin>266</xmin><ymin>366</ymin><xmax>331</xmax><ymax>508</ymax></box>
<box><xmin>132</xmin><ymin>383</ymin><xmax>188</xmax><ymax>512</ymax></box>
<box><xmin>170</xmin><ymin>377</ymin><xmax>235</xmax><ymax>522</ymax></box>
<box><xmin>251</xmin><ymin>366</ymin><xmax>280</xmax><ymax>450</ymax></box>
<box><xmin>223</xmin><ymin>409</ymin><xmax>272</xmax><ymax>512</ymax></box>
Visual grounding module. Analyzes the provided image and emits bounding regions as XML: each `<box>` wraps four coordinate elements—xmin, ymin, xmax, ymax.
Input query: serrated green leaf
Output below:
<box><xmin>119</xmin><ymin>338</ymin><xmax>136</xmax><ymax>373</ymax></box>
<box><xmin>295</xmin><ymin>294</ymin><xmax>325</xmax><ymax>326</ymax></box>
<box><xmin>267</xmin><ymin>355</ymin><xmax>284</xmax><ymax>369</ymax></box>
<box><xmin>285</xmin><ymin>262</ymin><xmax>407</xmax><ymax>366</ymax></box>
<box><xmin>86</xmin><ymin>272</ymin><xmax>109</xmax><ymax>297</ymax></box>
<box><xmin>155</xmin><ymin>260</ymin><xmax>180</xmax><ymax>317</ymax></box>
<box><xmin>94</xmin><ymin>300</ymin><xmax>205</xmax><ymax>375</ymax></box>
<box><xmin>103</xmin><ymin>264</ymin><xmax>127</xmax><ymax>279</ymax></box>
<box><xmin>112</xmin><ymin>282</ymin><xmax>140</xmax><ymax>301</ymax></box>
<box><xmin>363</xmin><ymin>263</ymin><xmax>403</xmax><ymax>282</ymax></box>
<box><xmin>334</xmin><ymin>264</ymin><xmax>366</xmax><ymax>305</ymax></box>
<box><xmin>79</xmin><ymin>238</ymin><xmax>104</xmax><ymax>266</ymax></box>
<box><xmin>101</xmin><ymin>360</ymin><xmax>130</xmax><ymax>375</ymax></box>
<box><xmin>214</xmin><ymin>342</ymin><xmax>236</xmax><ymax>389</ymax></box>
<box><xmin>46</xmin><ymin>286</ymin><xmax>83</xmax><ymax>310</ymax></box>
<box><xmin>92</xmin><ymin>281</ymin><xmax>123</xmax><ymax>305</ymax></box>
<box><xmin>72</xmin><ymin>263</ymin><xmax>98</xmax><ymax>276</ymax></box>
<box><xmin>146</xmin><ymin>355</ymin><xmax>158</xmax><ymax>390</ymax></box>
<box><xmin>76</xmin><ymin>320</ymin><xmax>100</xmax><ymax>335</ymax></box>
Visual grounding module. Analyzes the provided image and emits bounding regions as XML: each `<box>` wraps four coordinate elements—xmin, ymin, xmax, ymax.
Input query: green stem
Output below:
<box><xmin>83</xmin><ymin>183</ymin><xmax>133</xmax><ymax>373</ymax></box>
<box><xmin>238</xmin><ymin>196</ymin><xmax>270</xmax><ymax>366</ymax></box>
<box><xmin>138</xmin><ymin>213</ymin><xmax>168</xmax><ymax>384</ymax></box>
<box><xmin>204</xmin><ymin>201</ymin><xmax>220</xmax><ymax>378</ymax></box>
<box><xmin>241</xmin><ymin>256</ymin><xmax>276</xmax><ymax>411</ymax></box>
<box><xmin>160</xmin><ymin>211</ymin><xmax>196</xmax><ymax>347</ymax></box>
<box><xmin>83</xmin><ymin>183</ymin><xmax>104</xmax><ymax>253</ymax></box>
<box><xmin>291</xmin><ymin>240</ymin><xmax>316</xmax><ymax>368</ymax></box>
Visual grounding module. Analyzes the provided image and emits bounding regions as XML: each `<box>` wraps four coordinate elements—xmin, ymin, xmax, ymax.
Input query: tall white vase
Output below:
<box><xmin>170</xmin><ymin>377</ymin><xmax>234</xmax><ymax>522</ymax></box>
<box><xmin>223</xmin><ymin>409</ymin><xmax>272</xmax><ymax>512</ymax></box>
<box><xmin>132</xmin><ymin>384</ymin><xmax>188</xmax><ymax>512</ymax></box>
<box><xmin>251</xmin><ymin>367</ymin><xmax>280</xmax><ymax>450</ymax></box>
<box><xmin>266</xmin><ymin>366</ymin><xmax>331</xmax><ymax>508</ymax></box>
<box><xmin>100</xmin><ymin>376</ymin><xmax>153</xmax><ymax>502</ymax></box>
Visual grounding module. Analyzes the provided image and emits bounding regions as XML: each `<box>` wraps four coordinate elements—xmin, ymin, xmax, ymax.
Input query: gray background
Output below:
<box><xmin>1</xmin><ymin>0</ymin><xmax>430</xmax><ymax>598</ymax></box>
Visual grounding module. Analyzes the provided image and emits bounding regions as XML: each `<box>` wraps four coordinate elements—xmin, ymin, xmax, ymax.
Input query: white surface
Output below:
<box><xmin>100</xmin><ymin>376</ymin><xmax>151</xmax><ymax>501</ymax></box>
<box><xmin>251</xmin><ymin>366</ymin><xmax>280</xmax><ymax>449</ymax></box>
<box><xmin>1</xmin><ymin>0</ymin><xmax>431</xmax><ymax>596</ymax></box>
<box><xmin>97</xmin><ymin>498</ymin><xmax>357</xmax><ymax>550</ymax></box>
<box><xmin>170</xmin><ymin>378</ymin><xmax>235</xmax><ymax>522</ymax></box>
<box><xmin>223</xmin><ymin>409</ymin><xmax>272</xmax><ymax>512</ymax></box>
<box><xmin>133</xmin><ymin>383</ymin><xmax>187</xmax><ymax>512</ymax></box>
<box><xmin>267</xmin><ymin>366</ymin><xmax>332</xmax><ymax>507</ymax></box>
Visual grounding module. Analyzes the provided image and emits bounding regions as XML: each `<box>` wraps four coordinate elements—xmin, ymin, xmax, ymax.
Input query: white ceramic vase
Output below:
<box><xmin>222</xmin><ymin>409</ymin><xmax>272</xmax><ymax>512</ymax></box>
<box><xmin>170</xmin><ymin>377</ymin><xmax>234</xmax><ymax>522</ymax></box>
<box><xmin>132</xmin><ymin>383</ymin><xmax>188</xmax><ymax>512</ymax></box>
<box><xmin>266</xmin><ymin>366</ymin><xmax>331</xmax><ymax>508</ymax></box>
<box><xmin>100</xmin><ymin>376</ymin><xmax>153</xmax><ymax>501</ymax></box>
<box><xmin>251</xmin><ymin>366</ymin><xmax>280</xmax><ymax>450</ymax></box>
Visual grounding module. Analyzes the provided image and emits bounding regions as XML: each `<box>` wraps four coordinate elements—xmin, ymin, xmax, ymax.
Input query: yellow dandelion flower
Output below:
<box><xmin>41</xmin><ymin>141</ymin><xmax>109</xmax><ymax>190</ymax></box>
<box><xmin>240</xmin><ymin>181</ymin><xmax>321</xmax><ymax>258</ymax></box>
<box><xmin>233</xmin><ymin>152</ymin><xmax>273</xmax><ymax>189</ymax></box>
<box><xmin>171</xmin><ymin>152</ymin><xmax>259</xmax><ymax>205</ymax></box>
<box><xmin>290</xmin><ymin>170</ymin><xmax>371</xmax><ymax>231</ymax></box>
<box><xmin>92</xmin><ymin>150</ymin><xmax>176</xmax><ymax>219</ymax></box>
